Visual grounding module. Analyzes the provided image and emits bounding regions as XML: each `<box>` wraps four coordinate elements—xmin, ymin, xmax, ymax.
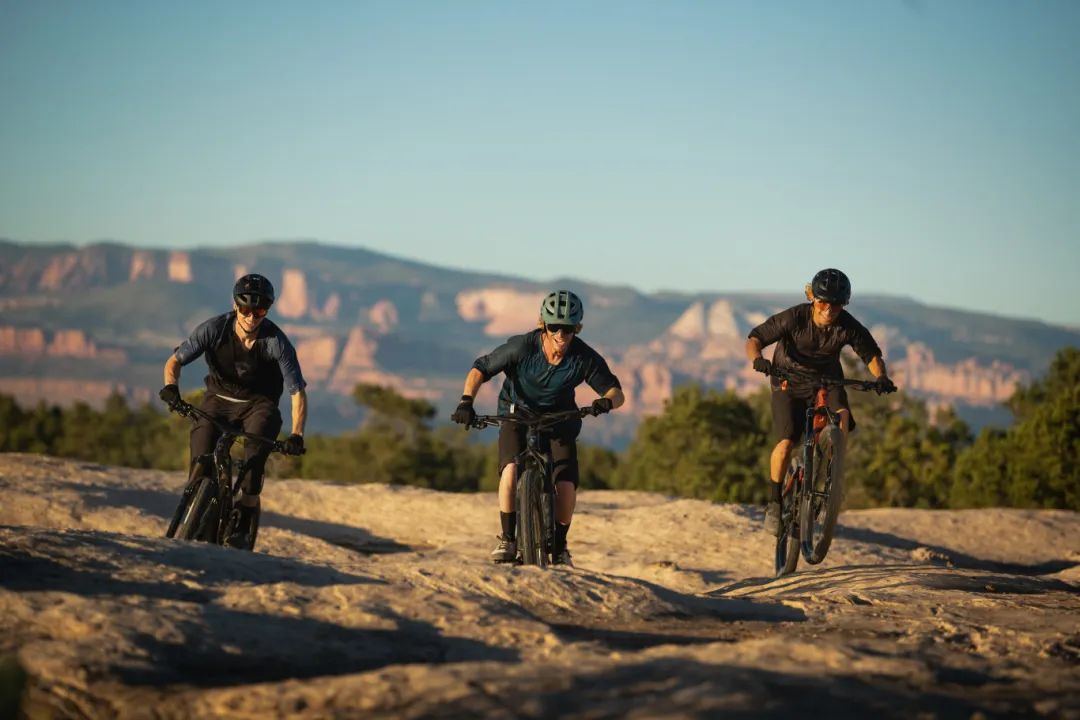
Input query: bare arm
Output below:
<box><xmin>290</xmin><ymin>389</ymin><xmax>307</xmax><ymax>436</ymax></box>
<box><xmin>746</xmin><ymin>336</ymin><xmax>764</xmax><ymax>365</ymax></box>
<box><xmin>604</xmin><ymin>386</ymin><xmax>626</xmax><ymax>410</ymax></box>
<box><xmin>164</xmin><ymin>354</ymin><xmax>182</xmax><ymax>386</ymax></box>
<box><xmin>461</xmin><ymin>367</ymin><xmax>486</xmax><ymax>399</ymax></box>
<box><xmin>867</xmin><ymin>356</ymin><xmax>889</xmax><ymax>380</ymax></box>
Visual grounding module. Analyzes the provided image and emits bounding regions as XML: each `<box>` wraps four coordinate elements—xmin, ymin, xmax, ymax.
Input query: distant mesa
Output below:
<box><xmin>456</xmin><ymin>288</ymin><xmax>543</xmax><ymax>336</ymax></box>
<box><xmin>277</xmin><ymin>269</ymin><xmax>309</xmax><ymax>318</ymax></box>
<box><xmin>167</xmin><ymin>252</ymin><xmax>192</xmax><ymax>283</ymax></box>
<box><xmin>0</xmin><ymin>326</ymin><xmax>126</xmax><ymax>363</ymax></box>
<box><xmin>368</xmin><ymin>300</ymin><xmax>398</xmax><ymax>334</ymax></box>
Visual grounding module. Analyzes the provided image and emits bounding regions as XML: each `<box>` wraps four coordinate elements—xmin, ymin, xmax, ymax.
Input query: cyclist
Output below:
<box><xmin>159</xmin><ymin>273</ymin><xmax>307</xmax><ymax>549</ymax></box>
<box><xmin>451</xmin><ymin>290</ymin><xmax>624</xmax><ymax>566</ymax></box>
<box><xmin>745</xmin><ymin>268</ymin><xmax>896</xmax><ymax>536</ymax></box>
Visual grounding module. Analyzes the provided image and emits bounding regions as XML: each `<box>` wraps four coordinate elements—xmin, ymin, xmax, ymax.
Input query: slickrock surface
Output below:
<box><xmin>1</xmin><ymin>453</ymin><xmax>1078</xmax><ymax>718</ymax></box>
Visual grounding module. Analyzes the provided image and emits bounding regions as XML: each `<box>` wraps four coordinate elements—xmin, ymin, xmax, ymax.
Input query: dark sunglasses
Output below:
<box><xmin>546</xmin><ymin>323</ymin><xmax>576</xmax><ymax>335</ymax></box>
<box><xmin>813</xmin><ymin>299</ymin><xmax>845</xmax><ymax>310</ymax></box>
<box><xmin>237</xmin><ymin>305</ymin><xmax>269</xmax><ymax>318</ymax></box>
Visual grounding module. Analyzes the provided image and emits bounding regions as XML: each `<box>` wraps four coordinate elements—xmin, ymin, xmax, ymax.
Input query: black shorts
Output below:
<box><xmin>497</xmin><ymin>418</ymin><xmax>582</xmax><ymax>488</ymax></box>
<box><xmin>770</xmin><ymin>385</ymin><xmax>855</xmax><ymax>443</ymax></box>
<box><xmin>190</xmin><ymin>393</ymin><xmax>283</xmax><ymax>495</ymax></box>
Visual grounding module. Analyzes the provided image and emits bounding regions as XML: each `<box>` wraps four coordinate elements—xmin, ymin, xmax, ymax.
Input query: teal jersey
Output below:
<box><xmin>472</xmin><ymin>329</ymin><xmax>621</xmax><ymax>414</ymax></box>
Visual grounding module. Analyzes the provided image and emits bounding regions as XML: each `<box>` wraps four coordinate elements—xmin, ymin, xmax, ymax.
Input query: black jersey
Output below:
<box><xmin>748</xmin><ymin>303</ymin><xmax>881</xmax><ymax>393</ymax></box>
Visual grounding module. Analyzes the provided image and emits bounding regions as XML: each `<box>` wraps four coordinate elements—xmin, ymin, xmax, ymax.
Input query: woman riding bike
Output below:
<box><xmin>745</xmin><ymin>268</ymin><xmax>896</xmax><ymax>536</ymax></box>
<box><xmin>451</xmin><ymin>290</ymin><xmax>624</xmax><ymax>566</ymax></box>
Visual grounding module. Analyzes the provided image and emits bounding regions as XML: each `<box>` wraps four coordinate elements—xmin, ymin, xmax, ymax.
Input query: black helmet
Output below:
<box><xmin>810</xmin><ymin>268</ymin><xmax>851</xmax><ymax>305</ymax></box>
<box><xmin>232</xmin><ymin>274</ymin><xmax>275</xmax><ymax>309</ymax></box>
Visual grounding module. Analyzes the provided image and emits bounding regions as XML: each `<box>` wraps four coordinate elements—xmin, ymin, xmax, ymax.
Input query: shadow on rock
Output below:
<box><xmin>262</xmin><ymin>512</ymin><xmax>416</xmax><ymax>555</ymax></box>
<box><xmin>836</xmin><ymin>525</ymin><xmax>1079</xmax><ymax>576</ymax></box>
<box><xmin>62</xmin><ymin>481</ymin><xmax>179</xmax><ymax>521</ymax></box>
<box><xmin>449</xmin><ymin>658</ymin><xmax>993</xmax><ymax>719</ymax></box>
<box><xmin>0</xmin><ymin>527</ymin><xmax>381</xmax><ymax>602</ymax></box>
<box><xmin>116</xmin><ymin>607</ymin><xmax>517</xmax><ymax>688</ymax></box>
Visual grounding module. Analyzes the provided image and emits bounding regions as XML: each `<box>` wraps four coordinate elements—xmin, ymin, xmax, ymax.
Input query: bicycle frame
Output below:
<box><xmin>165</xmin><ymin>399</ymin><xmax>286</xmax><ymax>545</ymax></box>
<box><xmin>471</xmin><ymin>406</ymin><xmax>596</xmax><ymax>565</ymax></box>
<box><xmin>771</xmin><ymin>367</ymin><xmax>886</xmax><ymax>574</ymax></box>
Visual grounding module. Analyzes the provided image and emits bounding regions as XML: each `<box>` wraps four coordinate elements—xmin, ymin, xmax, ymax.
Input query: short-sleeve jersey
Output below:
<box><xmin>472</xmin><ymin>329</ymin><xmax>621</xmax><ymax>414</ymax></box>
<box><xmin>174</xmin><ymin>312</ymin><xmax>306</xmax><ymax>403</ymax></box>
<box><xmin>748</xmin><ymin>303</ymin><xmax>881</xmax><ymax>391</ymax></box>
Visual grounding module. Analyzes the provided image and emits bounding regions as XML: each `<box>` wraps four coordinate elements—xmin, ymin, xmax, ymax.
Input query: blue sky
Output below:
<box><xmin>2</xmin><ymin>1</ymin><xmax>1078</xmax><ymax>326</ymax></box>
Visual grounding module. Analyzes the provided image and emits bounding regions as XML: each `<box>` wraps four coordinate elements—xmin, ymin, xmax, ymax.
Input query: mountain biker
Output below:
<box><xmin>451</xmin><ymin>290</ymin><xmax>624</xmax><ymax>567</ymax></box>
<box><xmin>745</xmin><ymin>268</ymin><xmax>896</xmax><ymax>536</ymax></box>
<box><xmin>159</xmin><ymin>273</ymin><xmax>307</xmax><ymax>550</ymax></box>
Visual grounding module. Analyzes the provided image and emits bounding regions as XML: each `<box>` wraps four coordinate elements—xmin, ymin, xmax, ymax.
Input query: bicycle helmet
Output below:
<box><xmin>232</xmin><ymin>273</ymin><xmax>275</xmax><ymax>309</ymax></box>
<box><xmin>810</xmin><ymin>268</ymin><xmax>851</xmax><ymax>305</ymax></box>
<box><xmin>540</xmin><ymin>290</ymin><xmax>583</xmax><ymax>325</ymax></box>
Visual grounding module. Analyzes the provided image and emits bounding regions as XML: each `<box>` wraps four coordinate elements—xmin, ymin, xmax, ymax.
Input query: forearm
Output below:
<box><xmin>867</xmin><ymin>356</ymin><xmax>888</xmax><ymax>379</ymax></box>
<box><xmin>604</xmin><ymin>387</ymin><xmax>626</xmax><ymax>410</ymax></box>
<box><xmin>290</xmin><ymin>389</ymin><xmax>308</xmax><ymax>435</ymax></box>
<box><xmin>746</xmin><ymin>337</ymin><xmax>764</xmax><ymax>363</ymax></box>
<box><xmin>164</xmin><ymin>355</ymin><xmax>182</xmax><ymax>386</ymax></box>
<box><xmin>462</xmin><ymin>368</ymin><xmax>486</xmax><ymax>399</ymax></box>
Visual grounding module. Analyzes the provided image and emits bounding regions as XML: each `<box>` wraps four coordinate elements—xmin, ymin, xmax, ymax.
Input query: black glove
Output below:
<box><xmin>874</xmin><ymin>377</ymin><xmax>898</xmax><ymax>395</ymax></box>
<box><xmin>282</xmin><ymin>433</ymin><xmax>305</xmax><ymax>456</ymax></box>
<box><xmin>591</xmin><ymin>397</ymin><xmax>614</xmax><ymax>416</ymax></box>
<box><xmin>752</xmin><ymin>358</ymin><xmax>772</xmax><ymax>376</ymax></box>
<box><xmin>451</xmin><ymin>395</ymin><xmax>476</xmax><ymax>426</ymax></box>
<box><xmin>159</xmin><ymin>384</ymin><xmax>181</xmax><ymax>405</ymax></box>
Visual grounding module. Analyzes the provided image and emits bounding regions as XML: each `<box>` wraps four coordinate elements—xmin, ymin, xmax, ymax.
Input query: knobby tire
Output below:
<box><xmin>801</xmin><ymin>426</ymin><xmax>845</xmax><ymax>565</ymax></box>
<box><xmin>516</xmin><ymin>467</ymin><xmax>547</xmax><ymax>567</ymax></box>
<box><xmin>774</xmin><ymin>467</ymin><xmax>801</xmax><ymax>577</ymax></box>
<box><xmin>176</xmin><ymin>476</ymin><xmax>217</xmax><ymax>542</ymax></box>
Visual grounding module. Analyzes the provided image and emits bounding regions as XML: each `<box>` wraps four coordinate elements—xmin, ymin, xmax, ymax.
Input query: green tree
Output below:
<box><xmin>951</xmin><ymin>347</ymin><xmax>1080</xmax><ymax>510</ymax></box>
<box><xmin>618</xmin><ymin>385</ymin><xmax>767</xmax><ymax>502</ymax></box>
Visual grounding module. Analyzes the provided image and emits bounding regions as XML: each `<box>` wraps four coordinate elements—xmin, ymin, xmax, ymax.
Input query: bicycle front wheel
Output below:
<box><xmin>176</xmin><ymin>476</ymin><xmax>217</xmax><ymax>542</ymax></box>
<box><xmin>800</xmin><ymin>426</ymin><xmax>845</xmax><ymax>564</ymax></box>
<box><xmin>516</xmin><ymin>467</ymin><xmax>547</xmax><ymax>567</ymax></box>
<box><xmin>774</xmin><ymin>467</ymin><xmax>801</xmax><ymax>577</ymax></box>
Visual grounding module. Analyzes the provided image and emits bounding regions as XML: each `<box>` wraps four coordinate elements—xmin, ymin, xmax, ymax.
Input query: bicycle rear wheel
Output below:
<box><xmin>516</xmin><ymin>467</ymin><xmax>547</xmax><ymax>567</ymax></box>
<box><xmin>774</xmin><ymin>467</ymin><xmax>801</xmax><ymax>577</ymax></box>
<box><xmin>176</xmin><ymin>476</ymin><xmax>217</xmax><ymax>542</ymax></box>
<box><xmin>800</xmin><ymin>426</ymin><xmax>845</xmax><ymax>564</ymax></box>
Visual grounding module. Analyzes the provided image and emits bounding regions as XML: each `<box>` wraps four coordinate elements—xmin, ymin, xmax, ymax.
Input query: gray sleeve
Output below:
<box><xmin>472</xmin><ymin>335</ymin><xmax>527</xmax><ymax>380</ymax></box>
<box><xmin>174</xmin><ymin>317</ymin><xmax>219</xmax><ymax>366</ymax></box>
<box><xmin>270</xmin><ymin>334</ymin><xmax>307</xmax><ymax>395</ymax></box>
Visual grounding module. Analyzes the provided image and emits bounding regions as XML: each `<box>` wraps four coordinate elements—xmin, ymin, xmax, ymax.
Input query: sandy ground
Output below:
<box><xmin>1</xmin><ymin>452</ymin><xmax>1078</xmax><ymax>719</ymax></box>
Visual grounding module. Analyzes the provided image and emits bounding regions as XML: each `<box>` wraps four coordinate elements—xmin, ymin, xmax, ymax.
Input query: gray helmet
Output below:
<box><xmin>540</xmin><ymin>290</ymin><xmax>583</xmax><ymax>325</ymax></box>
<box><xmin>233</xmin><ymin>273</ymin><xmax>275</xmax><ymax>309</ymax></box>
<box><xmin>810</xmin><ymin>268</ymin><xmax>851</xmax><ymax>305</ymax></box>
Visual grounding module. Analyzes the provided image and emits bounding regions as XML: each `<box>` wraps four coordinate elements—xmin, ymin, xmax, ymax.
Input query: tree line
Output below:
<box><xmin>1</xmin><ymin>346</ymin><xmax>1076</xmax><ymax>510</ymax></box>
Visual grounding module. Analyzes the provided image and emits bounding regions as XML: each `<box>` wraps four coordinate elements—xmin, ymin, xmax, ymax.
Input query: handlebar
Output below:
<box><xmin>165</xmin><ymin>399</ymin><xmax>301</xmax><ymax>454</ymax></box>
<box><xmin>767</xmin><ymin>366</ymin><xmax>895</xmax><ymax>394</ymax></box>
<box><xmin>468</xmin><ymin>406</ymin><xmax>597</xmax><ymax>431</ymax></box>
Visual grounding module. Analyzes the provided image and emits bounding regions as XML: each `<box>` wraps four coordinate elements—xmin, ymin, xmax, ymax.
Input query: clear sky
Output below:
<box><xmin>2</xmin><ymin>1</ymin><xmax>1078</xmax><ymax>326</ymax></box>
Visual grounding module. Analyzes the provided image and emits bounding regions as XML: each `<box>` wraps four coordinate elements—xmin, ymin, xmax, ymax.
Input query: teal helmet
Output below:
<box><xmin>540</xmin><ymin>290</ymin><xmax>583</xmax><ymax>325</ymax></box>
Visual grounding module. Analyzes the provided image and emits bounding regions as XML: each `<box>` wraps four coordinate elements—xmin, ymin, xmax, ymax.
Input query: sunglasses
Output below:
<box><xmin>546</xmin><ymin>323</ymin><xmax>576</xmax><ymax>335</ymax></box>
<box><xmin>237</xmin><ymin>305</ymin><xmax>269</xmax><ymax>318</ymax></box>
<box><xmin>813</xmin><ymin>299</ymin><xmax>845</xmax><ymax>310</ymax></box>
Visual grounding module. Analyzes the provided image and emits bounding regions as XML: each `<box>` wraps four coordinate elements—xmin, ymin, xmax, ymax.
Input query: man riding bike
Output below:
<box><xmin>451</xmin><ymin>290</ymin><xmax>625</xmax><ymax>566</ymax></box>
<box><xmin>159</xmin><ymin>273</ymin><xmax>307</xmax><ymax>549</ymax></box>
<box><xmin>745</xmin><ymin>268</ymin><xmax>896</xmax><ymax>536</ymax></box>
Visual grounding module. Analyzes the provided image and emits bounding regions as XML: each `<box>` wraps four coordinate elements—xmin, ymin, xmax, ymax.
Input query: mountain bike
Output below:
<box><xmin>470</xmin><ymin>406</ymin><xmax>598</xmax><ymax>567</ymax></box>
<box><xmin>769</xmin><ymin>367</ymin><xmax>893</xmax><ymax>576</ymax></box>
<box><xmin>163</xmin><ymin>398</ymin><xmax>296</xmax><ymax>550</ymax></box>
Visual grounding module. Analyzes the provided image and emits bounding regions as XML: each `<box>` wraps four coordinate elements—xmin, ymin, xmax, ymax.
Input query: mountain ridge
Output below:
<box><xmin>1</xmin><ymin>238</ymin><xmax>1076</xmax><ymax>442</ymax></box>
